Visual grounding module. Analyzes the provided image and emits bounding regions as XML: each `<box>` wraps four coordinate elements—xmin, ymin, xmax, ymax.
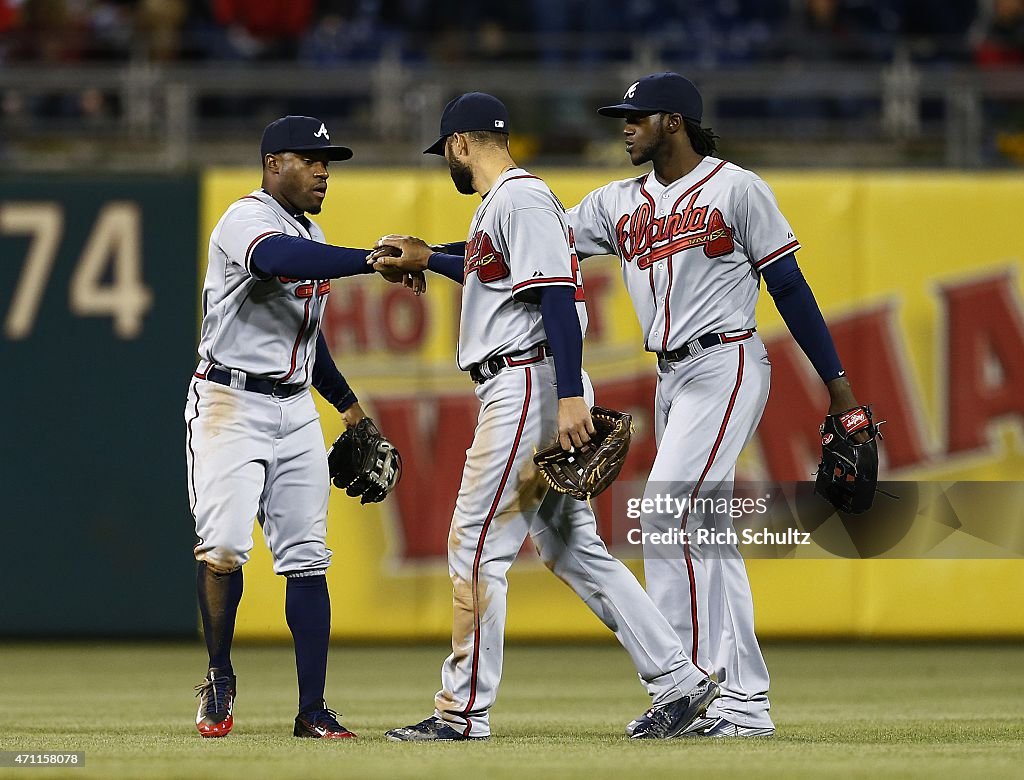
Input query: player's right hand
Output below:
<box><xmin>367</xmin><ymin>239</ymin><xmax>428</xmax><ymax>295</ymax></box>
<box><xmin>369</xmin><ymin>234</ymin><xmax>432</xmax><ymax>272</ymax></box>
<box><xmin>557</xmin><ymin>396</ymin><xmax>596</xmax><ymax>451</ymax></box>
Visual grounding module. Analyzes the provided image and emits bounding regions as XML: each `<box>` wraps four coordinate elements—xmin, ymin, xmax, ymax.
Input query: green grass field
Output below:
<box><xmin>1</xmin><ymin>642</ymin><xmax>1022</xmax><ymax>779</ymax></box>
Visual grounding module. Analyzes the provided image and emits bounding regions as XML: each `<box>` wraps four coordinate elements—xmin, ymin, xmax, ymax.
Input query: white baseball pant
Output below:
<box><xmin>641</xmin><ymin>335</ymin><xmax>774</xmax><ymax>730</ymax></box>
<box><xmin>433</xmin><ymin>358</ymin><xmax>706</xmax><ymax>738</ymax></box>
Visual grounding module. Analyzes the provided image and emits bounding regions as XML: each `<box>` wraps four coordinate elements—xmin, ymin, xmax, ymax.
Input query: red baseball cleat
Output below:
<box><xmin>194</xmin><ymin>670</ymin><xmax>236</xmax><ymax>738</ymax></box>
<box><xmin>294</xmin><ymin>702</ymin><xmax>357</xmax><ymax>739</ymax></box>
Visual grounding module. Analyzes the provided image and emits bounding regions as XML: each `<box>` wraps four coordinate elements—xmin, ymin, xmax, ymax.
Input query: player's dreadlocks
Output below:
<box><xmin>684</xmin><ymin>119</ymin><xmax>719</xmax><ymax>156</ymax></box>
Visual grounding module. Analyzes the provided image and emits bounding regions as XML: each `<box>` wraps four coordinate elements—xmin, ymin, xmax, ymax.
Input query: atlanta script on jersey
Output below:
<box><xmin>567</xmin><ymin>156</ymin><xmax>799</xmax><ymax>353</ymax></box>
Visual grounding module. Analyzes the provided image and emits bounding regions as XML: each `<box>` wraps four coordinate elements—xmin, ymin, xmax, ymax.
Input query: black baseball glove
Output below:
<box><xmin>534</xmin><ymin>406</ymin><xmax>633</xmax><ymax>501</ymax></box>
<box><xmin>327</xmin><ymin>417</ymin><xmax>402</xmax><ymax>504</ymax></box>
<box><xmin>814</xmin><ymin>405</ymin><xmax>881</xmax><ymax>514</ymax></box>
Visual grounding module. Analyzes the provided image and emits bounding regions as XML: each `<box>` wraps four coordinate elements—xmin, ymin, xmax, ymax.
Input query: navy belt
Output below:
<box><xmin>657</xmin><ymin>328</ymin><xmax>755</xmax><ymax>363</ymax></box>
<box><xmin>198</xmin><ymin>366</ymin><xmax>305</xmax><ymax>398</ymax></box>
<box><xmin>469</xmin><ymin>344</ymin><xmax>552</xmax><ymax>384</ymax></box>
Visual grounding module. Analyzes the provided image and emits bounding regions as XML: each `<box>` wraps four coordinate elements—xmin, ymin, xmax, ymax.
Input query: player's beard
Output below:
<box><xmin>280</xmin><ymin>182</ymin><xmax>322</xmax><ymax>215</ymax></box>
<box><xmin>303</xmin><ymin>185</ymin><xmax>325</xmax><ymax>215</ymax></box>
<box><xmin>448</xmin><ymin>158</ymin><xmax>476</xmax><ymax>195</ymax></box>
<box><xmin>628</xmin><ymin>121</ymin><xmax>667</xmax><ymax>166</ymax></box>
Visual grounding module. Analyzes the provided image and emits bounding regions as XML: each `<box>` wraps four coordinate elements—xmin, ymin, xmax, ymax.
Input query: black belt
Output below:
<box><xmin>657</xmin><ymin>328</ymin><xmax>756</xmax><ymax>363</ymax></box>
<box><xmin>469</xmin><ymin>344</ymin><xmax>552</xmax><ymax>384</ymax></box>
<box><xmin>197</xmin><ymin>366</ymin><xmax>305</xmax><ymax>398</ymax></box>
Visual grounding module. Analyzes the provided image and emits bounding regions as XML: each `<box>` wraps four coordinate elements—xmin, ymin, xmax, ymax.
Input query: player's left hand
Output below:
<box><xmin>826</xmin><ymin>376</ymin><xmax>869</xmax><ymax>443</ymax></box>
<box><xmin>557</xmin><ymin>396</ymin><xmax>596</xmax><ymax>451</ymax></box>
<box><xmin>340</xmin><ymin>401</ymin><xmax>367</xmax><ymax>428</ymax></box>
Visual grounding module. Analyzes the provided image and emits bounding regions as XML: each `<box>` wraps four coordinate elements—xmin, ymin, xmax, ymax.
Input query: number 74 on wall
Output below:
<box><xmin>1</xmin><ymin>201</ymin><xmax>152</xmax><ymax>340</ymax></box>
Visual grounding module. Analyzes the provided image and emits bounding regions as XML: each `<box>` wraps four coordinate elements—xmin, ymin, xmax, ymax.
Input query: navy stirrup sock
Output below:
<box><xmin>286</xmin><ymin>574</ymin><xmax>332</xmax><ymax>713</ymax></box>
<box><xmin>197</xmin><ymin>563</ymin><xmax>243</xmax><ymax>676</ymax></box>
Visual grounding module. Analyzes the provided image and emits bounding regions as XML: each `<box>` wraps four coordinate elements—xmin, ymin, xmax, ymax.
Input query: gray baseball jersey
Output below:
<box><xmin>567</xmin><ymin>157</ymin><xmax>799</xmax><ymax>353</ymax></box>
<box><xmin>199</xmin><ymin>189</ymin><xmax>331</xmax><ymax>386</ymax></box>
<box><xmin>457</xmin><ymin>168</ymin><xmax>587</xmax><ymax>370</ymax></box>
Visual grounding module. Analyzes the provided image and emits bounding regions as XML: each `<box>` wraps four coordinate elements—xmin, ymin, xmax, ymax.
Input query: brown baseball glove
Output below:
<box><xmin>534</xmin><ymin>406</ymin><xmax>634</xmax><ymax>501</ymax></box>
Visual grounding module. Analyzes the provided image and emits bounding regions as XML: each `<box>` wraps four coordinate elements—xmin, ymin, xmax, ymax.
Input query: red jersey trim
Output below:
<box><xmin>639</xmin><ymin>174</ymin><xmax>657</xmax><ymax>209</ymax></box>
<box><xmin>662</xmin><ymin>257</ymin><xmax>674</xmax><ymax>352</ymax></box>
<box><xmin>511</xmin><ymin>276</ymin><xmax>577</xmax><ymax>293</ymax></box>
<box><xmin>755</xmin><ymin>240</ymin><xmax>800</xmax><ymax>270</ymax></box>
<box><xmin>282</xmin><ymin>296</ymin><xmax>312</xmax><ymax>382</ymax></box>
<box><xmin>244</xmin><ymin>230</ymin><xmax>282</xmax><ymax>276</ymax></box>
<box><xmin>670</xmin><ymin>159</ymin><xmax>729</xmax><ymax>213</ymax></box>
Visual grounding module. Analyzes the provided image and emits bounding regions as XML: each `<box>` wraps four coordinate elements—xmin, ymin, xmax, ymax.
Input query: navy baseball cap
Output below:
<box><xmin>598</xmin><ymin>72</ymin><xmax>703</xmax><ymax>123</ymax></box>
<box><xmin>260</xmin><ymin>115</ymin><xmax>353</xmax><ymax>161</ymax></box>
<box><xmin>424</xmin><ymin>92</ymin><xmax>510</xmax><ymax>155</ymax></box>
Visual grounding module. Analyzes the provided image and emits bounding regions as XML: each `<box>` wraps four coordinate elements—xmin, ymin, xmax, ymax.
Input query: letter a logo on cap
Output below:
<box><xmin>314</xmin><ymin>123</ymin><xmax>330</xmax><ymax>139</ymax></box>
<box><xmin>625</xmin><ymin>82</ymin><xmax>639</xmax><ymax>99</ymax></box>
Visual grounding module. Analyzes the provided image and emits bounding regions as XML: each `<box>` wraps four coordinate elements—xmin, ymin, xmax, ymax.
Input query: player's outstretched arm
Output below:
<box><xmin>434</xmin><ymin>241</ymin><xmax>466</xmax><ymax>255</ymax></box>
<box><xmin>250</xmin><ymin>234</ymin><xmax>376</xmax><ymax>280</ymax></box>
<box><xmin>565</xmin><ymin>190</ymin><xmax>617</xmax><ymax>261</ymax></box>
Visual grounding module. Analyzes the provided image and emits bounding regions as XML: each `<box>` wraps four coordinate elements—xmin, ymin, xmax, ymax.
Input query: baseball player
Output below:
<box><xmin>368</xmin><ymin>93</ymin><xmax>718</xmax><ymax>741</ymax></box>
<box><xmin>186</xmin><ymin>115</ymin><xmax>395</xmax><ymax>739</ymax></box>
<box><xmin>565</xmin><ymin>73</ymin><xmax>870</xmax><ymax>738</ymax></box>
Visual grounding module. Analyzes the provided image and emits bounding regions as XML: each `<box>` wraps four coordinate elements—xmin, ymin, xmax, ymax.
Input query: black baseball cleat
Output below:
<box><xmin>627</xmin><ymin>698</ymin><xmax>718</xmax><ymax>738</ymax></box>
<box><xmin>385</xmin><ymin>716</ymin><xmax>489</xmax><ymax>742</ymax></box>
<box><xmin>194</xmin><ymin>669</ymin><xmax>236</xmax><ymax>738</ymax></box>
<box><xmin>677</xmin><ymin>714</ymin><xmax>717</xmax><ymax>737</ymax></box>
<box><xmin>294</xmin><ymin>701</ymin><xmax>357</xmax><ymax>738</ymax></box>
<box><xmin>629</xmin><ymin>678</ymin><xmax>720</xmax><ymax>740</ymax></box>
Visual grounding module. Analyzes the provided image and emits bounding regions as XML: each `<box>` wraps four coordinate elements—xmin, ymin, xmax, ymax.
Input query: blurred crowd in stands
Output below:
<box><xmin>1</xmin><ymin>0</ymin><xmax>1022</xmax><ymax>167</ymax></box>
<box><xmin>0</xmin><ymin>0</ymin><xmax>1022</xmax><ymax>67</ymax></box>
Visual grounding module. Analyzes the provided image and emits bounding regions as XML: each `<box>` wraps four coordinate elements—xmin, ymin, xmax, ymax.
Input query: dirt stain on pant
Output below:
<box><xmin>450</xmin><ymin>572</ymin><xmax>492</xmax><ymax>664</ymax></box>
<box><xmin>435</xmin><ymin>572</ymin><xmax>493</xmax><ymax>717</ymax></box>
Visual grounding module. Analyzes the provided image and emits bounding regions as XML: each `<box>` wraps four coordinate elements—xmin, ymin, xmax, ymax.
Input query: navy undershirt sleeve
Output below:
<box><xmin>311</xmin><ymin>332</ymin><xmax>357</xmax><ymax>411</ymax></box>
<box><xmin>538</xmin><ymin>285</ymin><xmax>585</xmax><ymax>399</ymax></box>
<box><xmin>427</xmin><ymin>252</ymin><xmax>466</xmax><ymax>284</ymax></box>
<box><xmin>762</xmin><ymin>253</ymin><xmax>845</xmax><ymax>383</ymax></box>
<box><xmin>435</xmin><ymin>241</ymin><xmax>466</xmax><ymax>256</ymax></box>
<box><xmin>251</xmin><ymin>234</ymin><xmax>375</xmax><ymax>279</ymax></box>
